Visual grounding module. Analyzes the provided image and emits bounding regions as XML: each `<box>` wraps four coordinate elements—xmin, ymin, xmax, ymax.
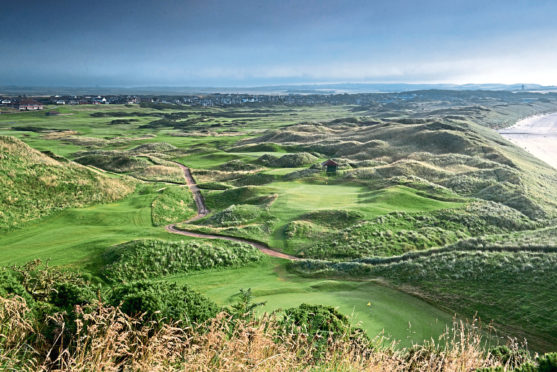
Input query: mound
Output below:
<box><xmin>204</xmin><ymin>186</ymin><xmax>274</xmax><ymax>210</ymax></box>
<box><xmin>0</xmin><ymin>136</ymin><xmax>134</xmax><ymax>229</ymax></box>
<box><xmin>103</xmin><ymin>239</ymin><xmax>262</xmax><ymax>281</ymax></box>
<box><xmin>217</xmin><ymin>159</ymin><xmax>259</xmax><ymax>171</ymax></box>
<box><xmin>296</xmin><ymin>209</ymin><xmax>363</xmax><ymax>228</ymax></box>
<box><xmin>300</xmin><ymin>202</ymin><xmax>538</xmax><ymax>259</ymax></box>
<box><xmin>74</xmin><ymin>149</ymin><xmax>185</xmax><ymax>183</ymax></box>
<box><xmin>130</xmin><ymin>142</ymin><xmax>178</xmax><ymax>153</ymax></box>
<box><xmin>74</xmin><ymin>151</ymin><xmax>150</xmax><ymax>172</ymax></box>
<box><xmin>151</xmin><ymin>186</ymin><xmax>196</xmax><ymax>226</ymax></box>
<box><xmin>201</xmin><ymin>204</ymin><xmax>276</xmax><ymax>227</ymax></box>
<box><xmin>257</xmin><ymin>152</ymin><xmax>318</xmax><ymax>167</ymax></box>
<box><xmin>245</xmin><ymin>117</ymin><xmax>557</xmax><ymax>218</ymax></box>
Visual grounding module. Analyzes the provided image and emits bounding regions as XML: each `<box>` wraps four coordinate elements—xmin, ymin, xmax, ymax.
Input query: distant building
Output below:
<box><xmin>55</xmin><ymin>100</ymin><xmax>66</xmax><ymax>105</ymax></box>
<box><xmin>16</xmin><ymin>99</ymin><xmax>43</xmax><ymax>111</ymax></box>
<box><xmin>322</xmin><ymin>159</ymin><xmax>338</xmax><ymax>175</ymax></box>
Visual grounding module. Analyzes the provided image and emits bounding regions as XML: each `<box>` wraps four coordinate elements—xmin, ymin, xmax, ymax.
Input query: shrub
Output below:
<box><xmin>279</xmin><ymin>303</ymin><xmax>368</xmax><ymax>358</ymax></box>
<box><xmin>108</xmin><ymin>280</ymin><xmax>219</xmax><ymax>325</ymax></box>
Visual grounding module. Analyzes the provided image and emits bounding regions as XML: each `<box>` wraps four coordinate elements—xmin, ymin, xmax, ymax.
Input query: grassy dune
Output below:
<box><xmin>0</xmin><ymin>136</ymin><xmax>134</xmax><ymax>230</ymax></box>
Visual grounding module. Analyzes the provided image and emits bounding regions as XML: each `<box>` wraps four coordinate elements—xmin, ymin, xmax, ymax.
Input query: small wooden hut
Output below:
<box><xmin>322</xmin><ymin>159</ymin><xmax>338</xmax><ymax>175</ymax></box>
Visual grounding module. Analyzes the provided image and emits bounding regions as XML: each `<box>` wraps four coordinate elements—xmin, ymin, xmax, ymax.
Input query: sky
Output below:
<box><xmin>1</xmin><ymin>0</ymin><xmax>557</xmax><ymax>87</ymax></box>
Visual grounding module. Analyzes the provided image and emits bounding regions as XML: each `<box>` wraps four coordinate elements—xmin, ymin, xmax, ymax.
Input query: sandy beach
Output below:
<box><xmin>499</xmin><ymin>112</ymin><xmax>557</xmax><ymax>169</ymax></box>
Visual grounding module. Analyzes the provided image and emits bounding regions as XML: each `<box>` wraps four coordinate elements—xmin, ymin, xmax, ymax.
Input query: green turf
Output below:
<box><xmin>2</xmin><ymin>101</ymin><xmax>557</xmax><ymax>350</ymax></box>
<box><xmin>268</xmin><ymin>182</ymin><xmax>462</xmax><ymax>221</ymax></box>
<box><xmin>167</xmin><ymin>257</ymin><xmax>454</xmax><ymax>348</ymax></box>
<box><xmin>0</xmin><ymin>185</ymin><xmax>193</xmax><ymax>273</ymax></box>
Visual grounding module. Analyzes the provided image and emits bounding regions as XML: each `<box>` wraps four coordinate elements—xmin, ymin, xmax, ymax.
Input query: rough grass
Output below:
<box><xmin>102</xmin><ymin>238</ymin><xmax>262</xmax><ymax>282</ymax></box>
<box><xmin>74</xmin><ymin>142</ymin><xmax>186</xmax><ymax>183</ymax></box>
<box><xmin>150</xmin><ymin>186</ymin><xmax>196</xmax><ymax>226</ymax></box>
<box><xmin>4</xmin><ymin>293</ymin><xmax>556</xmax><ymax>371</ymax></box>
<box><xmin>257</xmin><ymin>152</ymin><xmax>319</xmax><ymax>167</ymax></box>
<box><xmin>299</xmin><ymin>201</ymin><xmax>539</xmax><ymax>259</ymax></box>
<box><xmin>293</xmin><ymin>245</ymin><xmax>557</xmax><ymax>352</ymax></box>
<box><xmin>203</xmin><ymin>186</ymin><xmax>275</xmax><ymax>210</ymax></box>
<box><xmin>244</xmin><ymin>117</ymin><xmax>557</xmax><ymax>219</ymax></box>
<box><xmin>0</xmin><ymin>136</ymin><xmax>134</xmax><ymax>230</ymax></box>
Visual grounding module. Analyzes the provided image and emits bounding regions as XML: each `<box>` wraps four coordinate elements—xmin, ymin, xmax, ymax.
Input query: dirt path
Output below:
<box><xmin>165</xmin><ymin>163</ymin><xmax>299</xmax><ymax>260</ymax></box>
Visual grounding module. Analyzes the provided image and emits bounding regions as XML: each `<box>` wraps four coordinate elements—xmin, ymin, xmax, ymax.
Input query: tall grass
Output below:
<box><xmin>103</xmin><ymin>239</ymin><xmax>263</xmax><ymax>281</ymax></box>
<box><xmin>151</xmin><ymin>186</ymin><xmax>196</xmax><ymax>226</ymax></box>
<box><xmin>4</xmin><ymin>295</ymin><xmax>548</xmax><ymax>371</ymax></box>
<box><xmin>0</xmin><ymin>136</ymin><xmax>134</xmax><ymax>230</ymax></box>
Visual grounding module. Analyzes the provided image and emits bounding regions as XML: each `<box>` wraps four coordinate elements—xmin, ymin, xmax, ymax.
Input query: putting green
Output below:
<box><xmin>268</xmin><ymin>181</ymin><xmax>463</xmax><ymax>221</ymax></box>
<box><xmin>169</xmin><ymin>257</ymin><xmax>454</xmax><ymax>347</ymax></box>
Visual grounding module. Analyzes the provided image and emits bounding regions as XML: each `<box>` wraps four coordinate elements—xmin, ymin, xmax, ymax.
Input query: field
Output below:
<box><xmin>1</xmin><ymin>91</ymin><xmax>557</xmax><ymax>361</ymax></box>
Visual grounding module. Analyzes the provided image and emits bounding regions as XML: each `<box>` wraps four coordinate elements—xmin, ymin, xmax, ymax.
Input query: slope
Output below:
<box><xmin>0</xmin><ymin>136</ymin><xmax>135</xmax><ymax>229</ymax></box>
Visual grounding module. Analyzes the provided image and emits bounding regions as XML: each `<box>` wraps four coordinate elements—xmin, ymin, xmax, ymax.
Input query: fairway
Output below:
<box><xmin>0</xmin><ymin>185</ymin><xmax>191</xmax><ymax>271</ymax></box>
<box><xmin>170</xmin><ymin>257</ymin><xmax>454</xmax><ymax>347</ymax></box>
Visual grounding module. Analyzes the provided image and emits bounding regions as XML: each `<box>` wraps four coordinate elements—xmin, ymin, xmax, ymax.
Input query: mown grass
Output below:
<box><xmin>2</xmin><ymin>101</ymin><xmax>557</xmax><ymax>355</ymax></box>
<box><xmin>292</xmin><ymin>247</ymin><xmax>557</xmax><ymax>352</ymax></box>
<box><xmin>0</xmin><ymin>184</ymin><xmax>192</xmax><ymax>272</ymax></box>
<box><xmin>187</xmin><ymin>181</ymin><xmax>465</xmax><ymax>253</ymax></box>
<box><xmin>170</xmin><ymin>257</ymin><xmax>454</xmax><ymax>348</ymax></box>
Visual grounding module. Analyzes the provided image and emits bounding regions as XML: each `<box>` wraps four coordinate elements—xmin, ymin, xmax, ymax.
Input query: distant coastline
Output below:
<box><xmin>499</xmin><ymin>112</ymin><xmax>557</xmax><ymax>169</ymax></box>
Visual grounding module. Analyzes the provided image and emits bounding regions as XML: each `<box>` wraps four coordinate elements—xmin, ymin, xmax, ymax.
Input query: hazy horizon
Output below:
<box><xmin>2</xmin><ymin>0</ymin><xmax>557</xmax><ymax>87</ymax></box>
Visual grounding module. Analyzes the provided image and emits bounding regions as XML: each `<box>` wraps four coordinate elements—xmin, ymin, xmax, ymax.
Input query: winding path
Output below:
<box><xmin>165</xmin><ymin>163</ymin><xmax>298</xmax><ymax>260</ymax></box>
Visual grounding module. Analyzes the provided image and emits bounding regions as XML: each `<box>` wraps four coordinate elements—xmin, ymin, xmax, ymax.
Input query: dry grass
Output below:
<box><xmin>0</xmin><ymin>295</ymin><xmax>521</xmax><ymax>372</ymax></box>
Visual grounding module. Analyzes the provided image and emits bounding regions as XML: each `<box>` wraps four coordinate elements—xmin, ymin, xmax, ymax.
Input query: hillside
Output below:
<box><xmin>242</xmin><ymin>116</ymin><xmax>557</xmax><ymax>220</ymax></box>
<box><xmin>0</xmin><ymin>136</ymin><xmax>135</xmax><ymax>229</ymax></box>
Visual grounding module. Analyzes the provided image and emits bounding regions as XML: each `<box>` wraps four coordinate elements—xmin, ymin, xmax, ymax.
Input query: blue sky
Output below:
<box><xmin>1</xmin><ymin>0</ymin><xmax>557</xmax><ymax>86</ymax></box>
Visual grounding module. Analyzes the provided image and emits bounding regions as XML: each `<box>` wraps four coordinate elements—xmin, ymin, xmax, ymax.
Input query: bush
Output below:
<box><xmin>488</xmin><ymin>345</ymin><xmax>532</xmax><ymax>369</ymax></box>
<box><xmin>534</xmin><ymin>352</ymin><xmax>557</xmax><ymax>372</ymax></box>
<box><xmin>279</xmin><ymin>303</ymin><xmax>368</xmax><ymax>357</ymax></box>
<box><xmin>108</xmin><ymin>280</ymin><xmax>219</xmax><ymax>325</ymax></box>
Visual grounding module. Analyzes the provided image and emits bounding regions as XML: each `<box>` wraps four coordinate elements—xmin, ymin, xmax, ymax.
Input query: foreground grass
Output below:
<box><xmin>4</xmin><ymin>294</ymin><xmax>537</xmax><ymax>372</ymax></box>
